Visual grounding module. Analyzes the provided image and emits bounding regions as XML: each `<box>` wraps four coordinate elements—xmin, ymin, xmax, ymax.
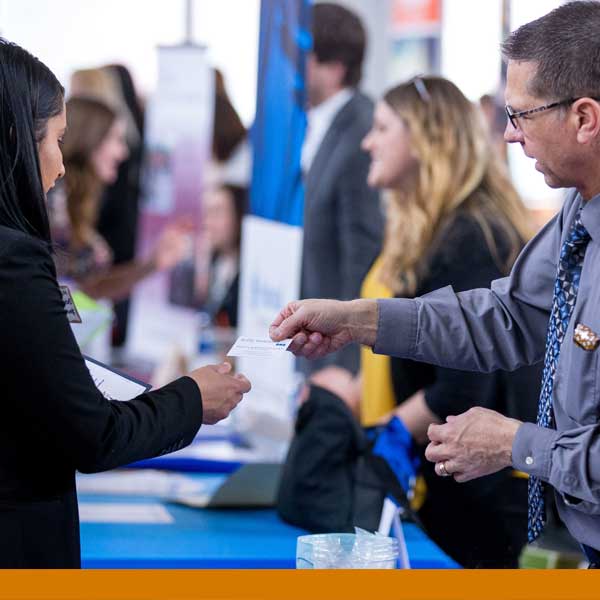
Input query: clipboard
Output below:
<box><xmin>84</xmin><ymin>355</ymin><xmax>151</xmax><ymax>401</ymax></box>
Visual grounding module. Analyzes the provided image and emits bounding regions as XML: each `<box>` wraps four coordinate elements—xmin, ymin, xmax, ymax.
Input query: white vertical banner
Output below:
<box><xmin>127</xmin><ymin>45</ymin><xmax>214</xmax><ymax>364</ymax></box>
<box><xmin>234</xmin><ymin>215</ymin><xmax>303</xmax><ymax>458</ymax></box>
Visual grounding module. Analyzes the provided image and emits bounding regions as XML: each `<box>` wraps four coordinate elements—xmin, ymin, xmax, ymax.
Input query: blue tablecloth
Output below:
<box><xmin>79</xmin><ymin>494</ymin><xmax>459</xmax><ymax>569</ymax></box>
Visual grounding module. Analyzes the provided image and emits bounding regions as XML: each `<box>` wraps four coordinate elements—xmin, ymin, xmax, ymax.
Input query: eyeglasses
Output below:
<box><xmin>505</xmin><ymin>98</ymin><xmax>576</xmax><ymax>129</ymax></box>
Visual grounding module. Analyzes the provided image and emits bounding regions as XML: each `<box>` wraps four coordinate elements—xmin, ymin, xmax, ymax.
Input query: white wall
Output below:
<box><xmin>0</xmin><ymin>0</ymin><xmax>259</xmax><ymax>124</ymax></box>
<box><xmin>441</xmin><ymin>0</ymin><xmax>503</xmax><ymax>100</ymax></box>
<box><xmin>507</xmin><ymin>0</ymin><xmax>564</xmax><ymax>209</ymax></box>
<box><xmin>324</xmin><ymin>0</ymin><xmax>391</xmax><ymax>101</ymax></box>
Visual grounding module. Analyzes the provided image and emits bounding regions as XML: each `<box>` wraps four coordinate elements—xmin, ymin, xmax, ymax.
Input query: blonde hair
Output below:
<box><xmin>379</xmin><ymin>76</ymin><xmax>532</xmax><ymax>296</ymax></box>
<box><xmin>70</xmin><ymin>67</ymin><xmax>139</xmax><ymax>145</ymax></box>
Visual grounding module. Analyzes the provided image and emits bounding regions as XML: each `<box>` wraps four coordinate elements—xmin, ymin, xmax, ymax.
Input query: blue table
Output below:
<box><xmin>79</xmin><ymin>494</ymin><xmax>459</xmax><ymax>569</ymax></box>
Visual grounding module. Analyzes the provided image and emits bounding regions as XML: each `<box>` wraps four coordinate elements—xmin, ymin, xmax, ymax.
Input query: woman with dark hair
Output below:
<box><xmin>0</xmin><ymin>39</ymin><xmax>251</xmax><ymax>568</ymax></box>
<box><xmin>200</xmin><ymin>183</ymin><xmax>247</xmax><ymax>327</ymax></box>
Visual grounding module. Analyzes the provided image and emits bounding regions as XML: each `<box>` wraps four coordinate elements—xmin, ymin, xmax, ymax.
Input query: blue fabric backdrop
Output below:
<box><xmin>250</xmin><ymin>0</ymin><xmax>311</xmax><ymax>226</ymax></box>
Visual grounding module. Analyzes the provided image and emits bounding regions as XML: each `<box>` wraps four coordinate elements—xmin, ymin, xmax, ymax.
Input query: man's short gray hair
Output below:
<box><xmin>502</xmin><ymin>0</ymin><xmax>600</xmax><ymax>100</ymax></box>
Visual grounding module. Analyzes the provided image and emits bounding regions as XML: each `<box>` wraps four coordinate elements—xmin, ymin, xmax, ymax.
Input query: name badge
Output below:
<box><xmin>60</xmin><ymin>285</ymin><xmax>82</xmax><ymax>323</ymax></box>
<box><xmin>573</xmin><ymin>323</ymin><xmax>599</xmax><ymax>351</ymax></box>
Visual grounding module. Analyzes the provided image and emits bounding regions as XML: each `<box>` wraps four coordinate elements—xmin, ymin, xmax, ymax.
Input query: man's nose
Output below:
<box><xmin>503</xmin><ymin>120</ymin><xmax>524</xmax><ymax>144</ymax></box>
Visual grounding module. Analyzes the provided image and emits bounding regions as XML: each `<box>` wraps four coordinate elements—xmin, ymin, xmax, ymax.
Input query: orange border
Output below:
<box><xmin>0</xmin><ymin>570</ymin><xmax>599</xmax><ymax>600</ymax></box>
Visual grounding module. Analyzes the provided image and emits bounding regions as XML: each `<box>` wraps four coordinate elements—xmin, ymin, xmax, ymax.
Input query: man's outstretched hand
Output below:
<box><xmin>269</xmin><ymin>298</ymin><xmax>378</xmax><ymax>359</ymax></box>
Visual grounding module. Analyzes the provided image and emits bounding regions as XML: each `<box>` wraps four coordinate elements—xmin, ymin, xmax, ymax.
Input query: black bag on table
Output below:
<box><xmin>276</xmin><ymin>385</ymin><xmax>415</xmax><ymax>533</ymax></box>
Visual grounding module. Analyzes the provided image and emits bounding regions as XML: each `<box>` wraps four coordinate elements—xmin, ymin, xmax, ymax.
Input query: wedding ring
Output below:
<box><xmin>438</xmin><ymin>461</ymin><xmax>450</xmax><ymax>477</ymax></box>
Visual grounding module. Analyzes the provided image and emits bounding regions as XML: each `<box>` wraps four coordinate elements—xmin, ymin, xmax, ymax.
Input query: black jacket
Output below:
<box><xmin>391</xmin><ymin>212</ymin><xmax>540</xmax><ymax>427</ymax></box>
<box><xmin>0</xmin><ymin>226</ymin><xmax>203</xmax><ymax>567</ymax></box>
<box><xmin>390</xmin><ymin>212</ymin><xmax>541</xmax><ymax>567</ymax></box>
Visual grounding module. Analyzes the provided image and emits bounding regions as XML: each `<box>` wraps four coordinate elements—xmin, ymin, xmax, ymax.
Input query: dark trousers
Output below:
<box><xmin>582</xmin><ymin>544</ymin><xmax>600</xmax><ymax>568</ymax></box>
<box><xmin>418</xmin><ymin>470</ymin><xmax>528</xmax><ymax>568</ymax></box>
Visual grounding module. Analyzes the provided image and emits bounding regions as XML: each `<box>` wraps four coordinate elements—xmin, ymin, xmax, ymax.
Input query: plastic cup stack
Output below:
<box><xmin>296</xmin><ymin>528</ymin><xmax>399</xmax><ymax>569</ymax></box>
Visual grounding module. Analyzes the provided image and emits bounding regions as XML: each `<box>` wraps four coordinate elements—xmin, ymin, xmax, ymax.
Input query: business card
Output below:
<box><xmin>227</xmin><ymin>336</ymin><xmax>292</xmax><ymax>358</ymax></box>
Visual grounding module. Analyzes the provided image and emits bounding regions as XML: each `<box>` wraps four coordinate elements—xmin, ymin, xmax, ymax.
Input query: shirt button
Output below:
<box><xmin>525</xmin><ymin>456</ymin><xmax>534</xmax><ymax>466</ymax></box>
<box><xmin>564</xmin><ymin>474</ymin><xmax>577</xmax><ymax>486</ymax></box>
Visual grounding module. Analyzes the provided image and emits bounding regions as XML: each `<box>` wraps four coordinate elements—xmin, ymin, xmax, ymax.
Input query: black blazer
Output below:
<box><xmin>390</xmin><ymin>212</ymin><xmax>541</xmax><ymax>567</ymax></box>
<box><xmin>0</xmin><ymin>226</ymin><xmax>203</xmax><ymax>568</ymax></box>
<box><xmin>390</xmin><ymin>211</ymin><xmax>540</xmax><ymax>425</ymax></box>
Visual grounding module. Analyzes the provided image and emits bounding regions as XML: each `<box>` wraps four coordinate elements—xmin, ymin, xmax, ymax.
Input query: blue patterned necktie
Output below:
<box><xmin>528</xmin><ymin>208</ymin><xmax>591</xmax><ymax>542</ymax></box>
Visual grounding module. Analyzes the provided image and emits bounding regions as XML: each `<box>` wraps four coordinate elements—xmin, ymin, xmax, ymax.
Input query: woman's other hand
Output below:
<box><xmin>153</xmin><ymin>221</ymin><xmax>193</xmax><ymax>272</ymax></box>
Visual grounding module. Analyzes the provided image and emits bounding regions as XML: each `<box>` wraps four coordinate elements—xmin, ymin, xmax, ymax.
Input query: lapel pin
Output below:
<box><xmin>573</xmin><ymin>323</ymin><xmax>600</xmax><ymax>351</ymax></box>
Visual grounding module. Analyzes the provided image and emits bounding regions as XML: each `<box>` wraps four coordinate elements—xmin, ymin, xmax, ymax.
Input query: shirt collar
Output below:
<box><xmin>307</xmin><ymin>88</ymin><xmax>353</xmax><ymax>129</ymax></box>
<box><xmin>580</xmin><ymin>191</ymin><xmax>600</xmax><ymax>241</ymax></box>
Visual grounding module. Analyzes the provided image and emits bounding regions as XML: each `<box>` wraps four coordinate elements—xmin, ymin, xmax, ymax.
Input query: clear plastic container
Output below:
<box><xmin>296</xmin><ymin>531</ymin><xmax>399</xmax><ymax>569</ymax></box>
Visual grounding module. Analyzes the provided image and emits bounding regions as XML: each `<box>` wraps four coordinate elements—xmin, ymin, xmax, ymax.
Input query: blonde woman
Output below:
<box><xmin>309</xmin><ymin>76</ymin><xmax>540</xmax><ymax>567</ymax></box>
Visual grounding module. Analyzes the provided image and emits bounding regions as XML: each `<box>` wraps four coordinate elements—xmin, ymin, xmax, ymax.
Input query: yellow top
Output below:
<box><xmin>359</xmin><ymin>256</ymin><xmax>396</xmax><ymax>426</ymax></box>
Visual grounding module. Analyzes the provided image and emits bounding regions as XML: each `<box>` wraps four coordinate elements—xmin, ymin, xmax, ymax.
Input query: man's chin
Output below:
<box><xmin>541</xmin><ymin>172</ymin><xmax>563</xmax><ymax>189</ymax></box>
<box><xmin>535</xmin><ymin>162</ymin><xmax>558</xmax><ymax>187</ymax></box>
<box><xmin>366</xmin><ymin>172</ymin><xmax>382</xmax><ymax>189</ymax></box>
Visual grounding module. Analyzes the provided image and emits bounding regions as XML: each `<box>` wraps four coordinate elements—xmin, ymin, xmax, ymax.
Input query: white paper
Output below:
<box><xmin>227</xmin><ymin>336</ymin><xmax>292</xmax><ymax>358</ymax></box>
<box><xmin>76</xmin><ymin>469</ymin><xmax>224</xmax><ymax>499</ymax></box>
<box><xmin>78</xmin><ymin>502</ymin><xmax>174</xmax><ymax>524</ymax></box>
<box><xmin>85</xmin><ymin>356</ymin><xmax>150</xmax><ymax>401</ymax></box>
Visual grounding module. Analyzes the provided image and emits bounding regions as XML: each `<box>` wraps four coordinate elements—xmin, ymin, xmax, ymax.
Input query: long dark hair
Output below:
<box><xmin>212</xmin><ymin>70</ymin><xmax>246</xmax><ymax>162</ymax></box>
<box><xmin>222</xmin><ymin>183</ymin><xmax>248</xmax><ymax>252</ymax></box>
<box><xmin>0</xmin><ymin>39</ymin><xmax>64</xmax><ymax>243</ymax></box>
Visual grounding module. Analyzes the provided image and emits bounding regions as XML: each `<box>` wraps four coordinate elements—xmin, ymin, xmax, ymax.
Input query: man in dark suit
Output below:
<box><xmin>300</xmin><ymin>3</ymin><xmax>383</xmax><ymax>375</ymax></box>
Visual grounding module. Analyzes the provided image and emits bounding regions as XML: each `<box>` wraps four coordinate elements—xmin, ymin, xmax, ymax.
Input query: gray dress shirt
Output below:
<box><xmin>373</xmin><ymin>189</ymin><xmax>600</xmax><ymax>548</ymax></box>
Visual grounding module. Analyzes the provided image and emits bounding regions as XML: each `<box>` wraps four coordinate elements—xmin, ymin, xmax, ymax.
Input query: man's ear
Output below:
<box><xmin>327</xmin><ymin>60</ymin><xmax>347</xmax><ymax>89</ymax></box>
<box><xmin>573</xmin><ymin>98</ymin><xmax>600</xmax><ymax>145</ymax></box>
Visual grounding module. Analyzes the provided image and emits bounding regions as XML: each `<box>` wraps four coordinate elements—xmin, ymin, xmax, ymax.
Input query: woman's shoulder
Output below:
<box><xmin>440</xmin><ymin>210</ymin><xmax>487</xmax><ymax>241</ymax></box>
<box><xmin>419</xmin><ymin>209</ymin><xmax>513</xmax><ymax>294</ymax></box>
<box><xmin>436</xmin><ymin>209</ymin><xmax>518</xmax><ymax>258</ymax></box>
<box><xmin>427</xmin><ymin>211</ymin><xmax>488</xmax><ymax>265</ymax></box>
<box><xmin>0</xmin><ymin>225</ymin><xmax>48</xmax><ymax>250</ymax></box>
<box><xmin>0</xmin><ymin>225</ymin><xmax>52</xmax><ymax>266</ymax></box>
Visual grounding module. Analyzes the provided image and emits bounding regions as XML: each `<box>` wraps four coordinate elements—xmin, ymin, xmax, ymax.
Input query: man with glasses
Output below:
<box><xmin>270</xmin><ymin>1</ymin><xmax>600</xmax><ymax>562</ymax></box>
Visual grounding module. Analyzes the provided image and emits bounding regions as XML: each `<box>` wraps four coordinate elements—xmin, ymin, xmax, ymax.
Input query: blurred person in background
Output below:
<box><xmin>300</xmin><ymin>2</ymin><xmax>383</xmax><ymax>376</ymax></box>
<box><xmin>198</xmin><ymin>183</ymin><xmax>247</xmax><ymax>328</ymax></box>
<box><xmin>70</xmin><ymin>67</ymin><xmax>120</xmax><ymax>106</ymax></box>
<box><xmin>0</xmin><ymin>38</ymin><xmax>251</xmax><ymax>568</ymax></box>
<box><xmin>210</xmin><ymin>69</ymin><xmax>251</xmax><ymax>188</ymax></box>
<box><xmin>59</xmin><ymin>96</ymin><xmax>187</xmax><ymax>301</ymax></box>
<box><xmin>168</xmin><ymin>70</ymin><xmax>249</xmax><ymax>314</ymax></box>
<box><xmin>480</xmin><ymin>92</ymin><xmax>509</xmax><ymax>163</ymax></box>
<box><xmin>292</xmin><ymin>76</ymin><xmax>540</xmax><ymax>567</ymax></box>
<box><xmin>70</xmin><ymin>65</ymin><xmax>145</xmax><ymax>347</ymax></box>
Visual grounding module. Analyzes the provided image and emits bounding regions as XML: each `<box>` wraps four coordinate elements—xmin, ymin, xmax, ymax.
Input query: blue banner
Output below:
<box><xmin>250</xmin><ymin>0</ymin><xmax>311</xmax><ymax>226</ymax></box>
